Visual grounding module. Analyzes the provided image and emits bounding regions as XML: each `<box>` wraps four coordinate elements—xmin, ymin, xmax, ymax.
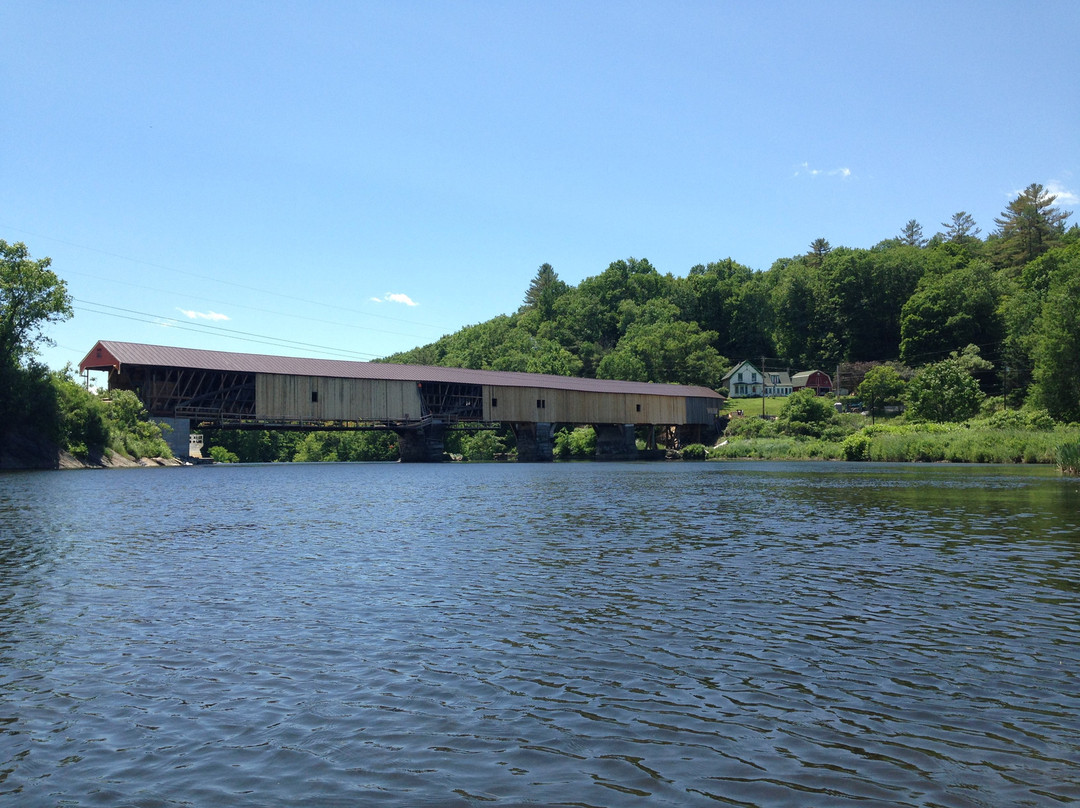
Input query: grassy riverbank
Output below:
<box><xmin>709</xmin><ymin>422</ymin><xmax>1074</xmax><ymax>463</ymax></box>
<box><xmin>710</xmin><ymin>398</ymin><xmax>1080</xmax><ymax>466</ymax></box>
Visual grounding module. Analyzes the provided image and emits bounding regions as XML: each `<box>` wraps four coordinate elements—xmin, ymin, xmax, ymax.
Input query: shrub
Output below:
<box><xmin>777</xmin><ymin>389</ymin><xmax>838</xmax><ymax>437</ymax></box>
<box><xmin>841</xmin><ymin>431</ymin><xmax>871</xmax><ymax>461</ymax></box>
<box><xmin>208</xmin><ymin>445</ymin><xmax>239</xmax><ymax>463</ymax></box>
<box><xmin>725</xmin><ymin>416</ymin><xmax>778</xmax><ymax>439</ymax></box>
<box><xmin>1059</xmin><ymin>439</ymin><xmax>1080</xmax><ymax>475</ymax></box>
<box><xmin>681</xmin><ymin>443</ymin><xmax>707</xmax><ymax>460</ymax></box>
<box><xmin>554</xmin><ymin>426</ymin><xmax>596</xmax><ymax>458</ymax></box>
<box><xmin>459</xmin><ymin>430</ymin><xmax>505</xmax><ymax>461</ymax></box>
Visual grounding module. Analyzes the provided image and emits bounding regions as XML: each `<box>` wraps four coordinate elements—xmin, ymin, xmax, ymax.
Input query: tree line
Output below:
<box><xmin>0</xmin><ymin>239</ymin><xmax>171</xmax><ymax>465</ymax></box>
<box><xmin>385</xmin><ymin>183</ymin><xmax>1079</xmax><ymax>422</ymax></box>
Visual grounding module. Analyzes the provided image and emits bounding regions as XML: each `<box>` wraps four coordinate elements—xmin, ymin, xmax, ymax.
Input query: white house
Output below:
<box><xmin>764</xmin><ymin>371</ymin><xmax>793</xmax><ymax>397</ymax></box>
<box><xmin>722</xmin><ymin>360</ymin><xmax>763</xmax><ymax>397</ymax></box>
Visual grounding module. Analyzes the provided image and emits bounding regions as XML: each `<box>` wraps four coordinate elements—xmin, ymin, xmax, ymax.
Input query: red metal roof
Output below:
<box><xmin>80</xmin><ymin>340</ymin><xmax>723</xmax><ymax>399</ymax></box>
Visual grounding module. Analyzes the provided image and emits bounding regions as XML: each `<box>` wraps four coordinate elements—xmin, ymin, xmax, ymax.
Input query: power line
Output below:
<box><xmin>61</xmin><ymin>267</ymin><xmax>441</xmax><ymax>341</ymax></box>
<box><xmin>73</xmin><ymin>299</ymin><xmax>384</xmax><ymax>361</ymax></box>
<box><xmin>2</xmin><ymin>224</ymin><xmax>453</xmax><ymax>331</ymax></box>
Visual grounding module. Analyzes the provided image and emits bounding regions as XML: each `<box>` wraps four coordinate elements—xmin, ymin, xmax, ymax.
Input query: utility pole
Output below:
<box><xmin>761</xmin><ymin>355</ymin><xmax>766</xmax><ymax>417</ymax></box>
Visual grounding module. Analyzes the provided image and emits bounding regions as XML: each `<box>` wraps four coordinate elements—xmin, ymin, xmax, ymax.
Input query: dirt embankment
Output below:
<box><xmin>0</xmin><ymin>432</ymin><xmax>183</xmax><ymax>471</ymax></box>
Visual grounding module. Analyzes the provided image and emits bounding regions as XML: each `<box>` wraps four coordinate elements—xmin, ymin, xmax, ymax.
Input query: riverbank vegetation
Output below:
<box><xmin>1</xmin><ymin>240</ymin><xmax>171</xmax><ymax>467</ymax></box>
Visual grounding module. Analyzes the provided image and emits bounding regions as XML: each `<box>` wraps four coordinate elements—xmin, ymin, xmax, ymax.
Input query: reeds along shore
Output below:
<box><xmin>707</xmin><ymin>422</ymin><xmax>1079</xmax><ymax>465</ymax></box>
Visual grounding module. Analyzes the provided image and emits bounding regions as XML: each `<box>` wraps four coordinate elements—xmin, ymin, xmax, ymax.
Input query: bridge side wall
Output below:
<box><xmin>484</xmin><ymin>386</ymin><xmax>694</xmax><ymax>425</ymax></box>
<box><xmin>256</xmin><ymin>374</ymin><xmax>423</xmax><ymax>421</ymax></box>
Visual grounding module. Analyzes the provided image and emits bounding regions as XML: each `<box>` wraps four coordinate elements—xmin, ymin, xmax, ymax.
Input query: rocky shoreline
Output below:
<box><xmin>0</xmin><ymin>433</ymin><xmax>185</xmax><ymax>471</ymax></box>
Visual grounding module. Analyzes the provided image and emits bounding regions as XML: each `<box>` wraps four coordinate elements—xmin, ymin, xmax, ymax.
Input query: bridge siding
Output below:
<box><xmin>252</xmin><ymin>374</ymin><xmax>704</xmax><ymax>426</ymax></box>
<box><xmin>483</xmin><ymin>385</ymin><xmax>689</xmax><ymax>425</ymax></box>
<box><xmin>256</xmin><ymin>374</ymin><xmax>422</xmax><ymax>422</ymax></box>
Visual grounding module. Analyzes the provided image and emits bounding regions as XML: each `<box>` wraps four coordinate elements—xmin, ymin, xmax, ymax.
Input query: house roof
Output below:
<box><xmin>721</xmin><ymin>360</ymin><xmax>761</xmax><ymax>383</ymax></box>
<box><xmin>80</xmin><ymin>340</ymin><xmax>723</xmax><ymax>400</ymax></box>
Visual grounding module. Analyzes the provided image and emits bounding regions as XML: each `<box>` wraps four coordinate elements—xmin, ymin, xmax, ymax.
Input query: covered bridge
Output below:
<box><xmin>80</xmin><ymin>340</ymin><xmax>725</xmax><ymax>461</ymax></box>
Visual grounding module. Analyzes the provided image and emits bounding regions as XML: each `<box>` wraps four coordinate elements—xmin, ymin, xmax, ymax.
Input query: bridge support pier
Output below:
<box><xmin>155</xmin><ymin>416</ymin><xmax>192</xmax><ymax>459</ymax></box>
<box><xmin>396</xmin><ymin>421</ymin><xmax>446</xmax><ymax>462</ymax></box>
<box><xmin>594</xmin><ymin>423</ymin><xmax>637</xmax><ymax>461</ymax></box>
<box><xmin>512</xmin><ymin>422</ymin><xmax>554</xmax><ymax>462</ymax></box>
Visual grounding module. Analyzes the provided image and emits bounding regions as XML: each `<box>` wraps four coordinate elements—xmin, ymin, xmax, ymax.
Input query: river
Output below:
<box><xmin>2</xmin><ymin>461</ymin><xmax>1078</xmax><ymax>807</ymax></box>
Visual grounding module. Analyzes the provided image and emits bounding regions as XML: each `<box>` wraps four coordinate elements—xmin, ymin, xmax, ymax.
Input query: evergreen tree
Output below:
<box><xmin>899</xmin><ymin>219</ymin><xmax>927</xmax><ymax>247</ymax></box>
<box><xmin>993</xmin><ymin>183</ymin><xmax>1072</xmax><ymax>267</ymax></box>
<box><xmin>807</xmin><ymin>238</ymin><xmax>832</xmax><ymax>267</ymax></box>
<box><xmin>940</xmin><ymin>211</ymin><xmax>981</xmax><ymax>244</ymax></box>
<box><xmin>520</xmin><ymin>263</ymin><xmax>567</xmax><ymax>318</ymax></box>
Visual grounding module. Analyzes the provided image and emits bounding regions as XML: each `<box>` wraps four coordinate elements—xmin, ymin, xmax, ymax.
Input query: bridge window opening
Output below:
<box><xmin>491</xmin><ymin>398</ymin><xmax>498</xmax><ymax>407</ymax></box>
<box><xmin>536</xmin><ymin>399</ymin><xmax>546</xmax><ymax>409</ymax></box>
<box><xmin>636</xmin><ymin>403</ymin><xmax>641</xmax><ymax>412</ymax></box>
<box><xmin>311</xmin><ymin>390</ymin><xmax>319</xmax><ymax>403</ymax></box>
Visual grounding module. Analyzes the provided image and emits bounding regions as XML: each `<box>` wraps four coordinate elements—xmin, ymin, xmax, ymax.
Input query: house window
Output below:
<box><xmin>737</xmin><ymin>372</ymin><xmax>744</xmax><ymax>382</ymax></box>
<box><xmin>311</xmin><ymin>391</ymin><xmax>319</xmax><ymax>403</ymax></box>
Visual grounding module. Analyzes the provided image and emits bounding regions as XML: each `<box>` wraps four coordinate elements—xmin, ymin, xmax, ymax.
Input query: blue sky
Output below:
<box><xmin>4</xmin><ymin>1</ymin><xmax>1078</xmax><ymax>377</ymax></box>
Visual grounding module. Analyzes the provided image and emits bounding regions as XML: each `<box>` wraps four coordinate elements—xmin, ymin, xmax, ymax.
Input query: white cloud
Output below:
<box><xmin>374</xmin><ymin>293</ymin><xmax>418</xmax><ymax>306</ymax></box>
<box><xmin>177</xmin><ymin>308</ymin><xmax>230</xmax><ymax>321</ymax></box>
<box><xmin>795</xmin><ymin>162</ymin><xmax>852</xmax><ymax>179</ymax></box>
<box><xmin>1046</xmin><ymin>181</ymin><xmax>1079</xmax><ymax>207</ymax></box>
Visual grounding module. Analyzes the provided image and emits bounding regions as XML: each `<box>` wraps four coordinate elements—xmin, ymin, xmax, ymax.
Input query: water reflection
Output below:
<box><xmin>1</xmin><ymin>462</ymin><xmax>1078</xmax><ymax>806</ymax></box>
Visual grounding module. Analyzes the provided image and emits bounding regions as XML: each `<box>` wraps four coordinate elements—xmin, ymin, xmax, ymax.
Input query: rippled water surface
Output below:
<box><xmin>2</xmin><ymin>461</ymin><xmax>1079</xmax><ymax>807</ymax></box>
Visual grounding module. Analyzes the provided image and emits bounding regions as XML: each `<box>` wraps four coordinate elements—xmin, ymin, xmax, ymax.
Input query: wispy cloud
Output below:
<box><xmin>1046</xmin><ymin>181</ymin><xmax>1079</xmax><ymax>206</ymax></box>
<box><xmin>795</xmin><ymin>162</ymin><xmax>852</xmax><ymax>179</ymax></box>
<box><xmin>371</xmin><ymin>293</ymin><xmax>418</xmax><ymax>306</ymax></box>
<box><xmin>177</xmin><ymin>308</ymin><xmax>230</xmax><ymax>321</ymax></box>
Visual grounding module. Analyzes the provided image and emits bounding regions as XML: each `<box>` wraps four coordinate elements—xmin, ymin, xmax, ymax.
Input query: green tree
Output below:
<box><xmin>596</xmin><ymin>299</ymin><xmax>728</xmax><ymax>389</ymax></box>
<box><xmin>856</xmin><ymin>365</ymin><xmax>906</xmax><ymax>422</ymax></box>
<box><xmin>0</xmin><ymin>240</ymin><xmax>72</xmax><ymax>367</ymax></box>
<box><xmin>1029</xmin><ymin>257</ymin><xmax>1080</xmax><ymax>421</ymax></box>
<box><xmin>899</xmin><ymin>219</ymin><xmax>927</xmax><ymax>247</ymax></box>
<box><xmin>993</xmin><ymin>183</ymin><xmax>1072</xmax><ymax>267</ymax></box>
<box><xmin>554</xmin><ymin>426</ymin><xmax>596</xmax><ymax>458</ymax></box>
<box><xmin>458</xmin><ymin>430</ymin><xmax>506</xmax><ymax>461</ymax></box>
<box><xmin>807</xmin><ymin>238</ymin><xmax>832</xmax><ymax>267</ymax></box>
<box><xmin>905</xmin><ymin>349</ymin><xmax>987</xmax><ymax>422</ymax></box>
<box><xmin>777</xmin><ymin>388</ymin><xmax>837</xmax><ymax>437</ymax></box>
<box><xmin>940</xmin><ymin>211</ymin><xmax>981</xmax><ymax>244</ymax></box>
<box><xmin>55</xmin><ymin>374</ymin><xmax>109</xmax><ymax>456</ymax></box>
<box><xmin>520</xmin><ymin>263</ymin><xmax>568</xmax><ymax>319</ymax></box>
<box><xmin>899</xmin><ymin>261</ymin><xmax>1002</xmax><ymax>366</ymax></box>
<box><xmin>102</xmin><ymin>389</ymin><xmax>172</xmax><ymax>458</ymax></box>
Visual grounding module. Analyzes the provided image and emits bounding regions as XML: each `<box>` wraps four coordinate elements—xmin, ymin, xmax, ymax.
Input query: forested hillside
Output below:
<box><xmin>384</xmin><ymin>184</ymin><xmax>1080</xmax><ymax>421</ymax></box>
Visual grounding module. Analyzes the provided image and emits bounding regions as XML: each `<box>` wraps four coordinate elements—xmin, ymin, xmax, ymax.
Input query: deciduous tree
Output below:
<box><xmin>0</xmin><ymin>240</ymin><xmax>72</xmax><ymax>367</ymax></box>
<box><xmin>856</xmin><ymin>365</ymin><xmax>905</xmax><ymax>422</ymax></box>
<box><xmin>905</xmin><ymin>348</ymin><xmax>987</xmax><ymax>422</ymax></box>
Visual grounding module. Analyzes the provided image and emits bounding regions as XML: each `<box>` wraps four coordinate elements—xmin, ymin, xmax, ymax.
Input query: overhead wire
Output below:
<box><xmin>1</xmin><ymin>224</ymin><xmax>454</xmax><ymax>331</ymax></box>
<box><xmin>61</xmin><ymin>267</ymin><xmax>443</xmax><ymax>342</ymax></box>
<box><xmin>73</xmin><ymin>299</ymin><xmax>384</xmax><ymax>360</ymax></box>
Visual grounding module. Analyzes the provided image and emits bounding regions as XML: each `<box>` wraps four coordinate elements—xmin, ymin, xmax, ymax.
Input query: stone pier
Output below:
<box><xmin>594</xmin><ymin>423</ymin><xmax>637</xmax><ymax>461</ymax></box>
<box><xmin>513</xmin><ymin>422</ymin><xmax>554</xmax><ymax>462</ymax></box>
<box><xmin>396</xmin><ymin>421</ymin><xmax>446</xmax><ymax>462</ymax></box>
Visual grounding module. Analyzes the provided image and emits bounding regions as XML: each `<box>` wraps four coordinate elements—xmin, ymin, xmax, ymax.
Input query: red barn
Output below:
<box><xmin>791</xmin><ymin>370</ymin><xmax>832</xmax><ymax>396</ymax></box>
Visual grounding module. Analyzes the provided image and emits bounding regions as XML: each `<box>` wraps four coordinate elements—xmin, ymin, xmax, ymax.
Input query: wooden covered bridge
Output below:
<box><xmin>80</xmin><ymin>341</ymin><xmax>725</xmax><ymax>461</ymax></box>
